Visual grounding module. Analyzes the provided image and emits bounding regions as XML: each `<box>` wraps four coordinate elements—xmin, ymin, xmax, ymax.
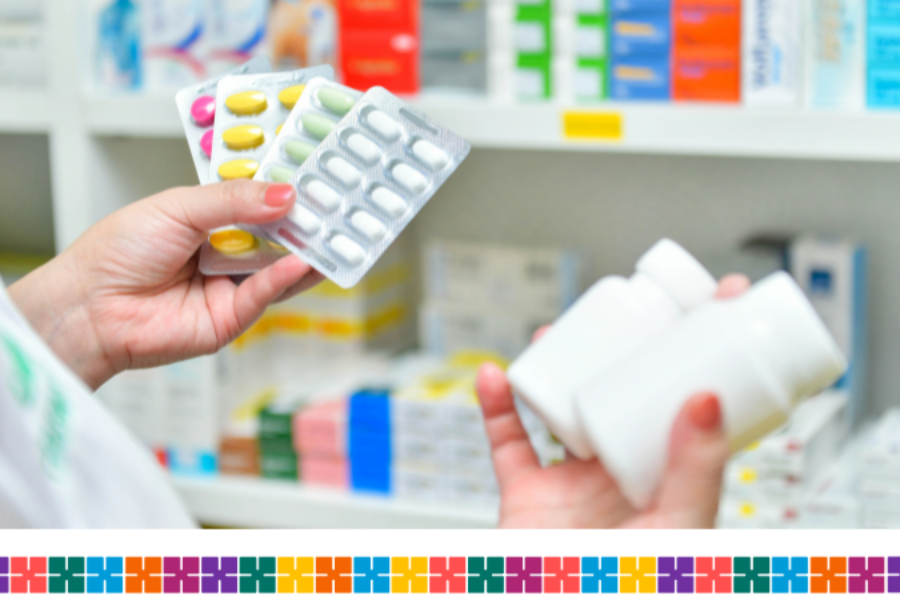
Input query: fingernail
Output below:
<box><xmin>264</xmin><ymin>184</ymin><xmax>295</xmax><ymax>208</ymax></box>
<box><xmin>688</xmin><ymin>393</ymin><xmax>722</xmax><ymax>432</ymax></box>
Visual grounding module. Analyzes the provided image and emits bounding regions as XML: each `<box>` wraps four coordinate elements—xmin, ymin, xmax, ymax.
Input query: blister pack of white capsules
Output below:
<box><xmin>175</xmin><ymin>56</ymin><xmax>271</xmax><ymax>185</ymax></box>
<box><xmin>209</xmin><ymin>65</ymin><xmax>335</xmax><ymax>184</ymax></box>
<box><xmin>253</xmin><ymin>82</ymin><xmax>364</xmax><ymax>185</ymax></box>
<box><xmin>198</xmin><ymin>229</ymin><xmax>290</xmax><ymax>277</ymax></box>
<box><xmin>256</xmin><ymin>78</ymin><xmax>472</xmax><ymax>288</ymax></box>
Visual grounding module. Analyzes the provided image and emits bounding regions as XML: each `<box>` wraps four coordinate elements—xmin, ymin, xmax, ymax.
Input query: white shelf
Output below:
<box><xmin>0</xmin><ymin>89</ymin><xmax>52</xmax><ymax>133</ymax></box>
<box><xmin>173</xmin><ymin>476</ymin><xmax>498</xmax><ymax>529</ymax></box>
<box><xmin>81</xmin><ymin>93</ymin><xmax>900</xmax><ymax>162</ymax></box>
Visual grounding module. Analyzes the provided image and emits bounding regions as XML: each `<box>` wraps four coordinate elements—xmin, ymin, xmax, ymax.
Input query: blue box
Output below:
<box><xmin>349</xmin><ymin>389</ymin><xmax>393</xmax><ymax>494</ymax></box>
<box><xmin>611</xmin><ymin>11</ymin><xmax>671</xmax><ymax>56</ymax></box>
<box><xmin>868</xmin><ymin>21</ymin><xmax>900</xmax><ymax>64</ymax></box>
<box><xmin>611</xmin><ymin>0</ymin><xmax>671</xmax><ymax>14</ymax></box>
<box><xmin>870</xmin><ymin>0</ymin><xmax>900</xmax><ymax>20</ymax></box>
<box><xmin>867</xmin><ymin>64</ymin><xmax>900</xmax><ymax>107</ymax></box>
<box><xmin>611</xmin><ymin>55</ymin><xmax>671</xmax><ymax>100</ymax></box>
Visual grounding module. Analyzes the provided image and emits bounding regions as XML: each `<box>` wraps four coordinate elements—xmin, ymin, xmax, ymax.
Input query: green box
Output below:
<box><xmin>259</xmin><ymin>437</ymin><xmax>295</xmax><ymax>455</ymax></box>
<box><xmin>258</xmin><ymin>402</ymin><xmax>301</xmax><ymax>440</ymax></box>
<box><xmin>260</xmin><ymin>451</ymin><xmax>299</xmax><ymax>481</ymax></box>
<box><xmin>516</xmin><ymin>54</ymin><xmax>552</xmax><ymax>99</ymax></box>
<box><xmin>514</xmin><ymin>9</ymin><xmax>551</xmax><ymax>58</ymax></box>
<box><xmin>575</xmin><ymin>14</ymin><xmax>608</xmax><ymax>60</ymax></box>
<box><xmin>575</xmin><ymin>57</ymin><xmax>609</xmax><ymax>101</ymax></box>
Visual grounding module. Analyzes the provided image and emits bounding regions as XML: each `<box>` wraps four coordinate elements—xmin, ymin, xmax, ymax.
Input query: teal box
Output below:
<box><xmin>867</xmin><ymin>64</ymin><xmax>900</xmax><ymax>106</ymax></box>
<box><xmin>870</xmin><ymin>0</ymin><xmax>900</xmax><ymax>19</ymax></box>
<box><xmin>868</xmin><ymin>21</ymin><xmax>900</xmax><ymax>63</ymax></box>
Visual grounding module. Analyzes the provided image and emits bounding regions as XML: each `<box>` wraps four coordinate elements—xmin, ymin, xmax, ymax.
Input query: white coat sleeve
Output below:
<box><xmin>0</xmin><ymin>278</ymin><xmax>195</xmax><ymax>528</ymax></box>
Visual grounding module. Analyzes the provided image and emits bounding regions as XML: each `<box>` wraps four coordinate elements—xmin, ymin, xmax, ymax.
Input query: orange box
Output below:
<box><xmin>673</xmin><ymin>0</ymin><xmax>740</xmax><ymax>46</ymax></box>
<box><xmin>673</xmin><ymin>46</ymin><xmax>740</xmax><ymax>102</ymax></box>
<box><xmin>340</xmin><ymin>29</ymin><xmax>419</xmax><ymax>94</ymax></box>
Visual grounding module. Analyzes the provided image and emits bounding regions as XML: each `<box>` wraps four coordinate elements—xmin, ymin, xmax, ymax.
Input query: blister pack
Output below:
<box><xmin>198</xmin><ymin>229</ymin><xmax>290</xmax><ymax>277</ymax></box>
<box><xmin>254</xmin><ymin>82</ymin><xmax>364</xmax><ymax>185</ymax></box>
<box><xmin>175</xmin><ymin>56</ymin><xmax>271</xmax><ymax>185</ymax></box>
<box><xmin>209</xmin><ymin>65</ymin><xmax>335</xmax><ymax>184</ymax></box>
<box><xmin>256</xmin><ymin>78</ymin><xmax>472</xmax><ymax>288</ymax></box>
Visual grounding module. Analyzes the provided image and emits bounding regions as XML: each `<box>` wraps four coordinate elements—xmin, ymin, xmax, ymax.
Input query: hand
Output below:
<box><xmin>9</xmin><ymin>181</ymin><xmax>323</xmax><ymax>390</ymax></box>
<box><xmin>476</xmin><ymin>274</ymin><xmax>752</xmax><ymax>528</ymax></box>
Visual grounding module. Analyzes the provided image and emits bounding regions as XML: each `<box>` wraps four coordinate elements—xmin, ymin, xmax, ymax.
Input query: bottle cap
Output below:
<box><xmin>735</xmin><ymin>271</ymin><xmax>847</xmax><ymax>404</ymax></box>
<box><xmin>636</xmin><ymin>239</ymin><xmax>718</xmax><ymax>310</ymax></box>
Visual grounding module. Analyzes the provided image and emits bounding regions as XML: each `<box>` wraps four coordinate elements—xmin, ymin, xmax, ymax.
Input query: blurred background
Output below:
<box><xmin>1</xmin><ymin>0</ymin><xmax>899</xmax><ymax>528</ymax></box>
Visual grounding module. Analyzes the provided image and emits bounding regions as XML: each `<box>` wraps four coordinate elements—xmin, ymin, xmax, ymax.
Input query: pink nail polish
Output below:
<box><xmin>265</xmin><ymin>184</ymin><xmax>295</xmax><ymax>207</ymax></box>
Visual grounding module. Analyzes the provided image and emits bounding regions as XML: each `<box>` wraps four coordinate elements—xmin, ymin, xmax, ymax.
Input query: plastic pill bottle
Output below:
<box><xmin>575</xmin><ymin>271</ymin><xmax>847</xmax><ymax>508</ymax></box>
<box><xmin>507</xmin><ymin>239</ymin><xmax>718</xmax><ymax>459</ymax></box>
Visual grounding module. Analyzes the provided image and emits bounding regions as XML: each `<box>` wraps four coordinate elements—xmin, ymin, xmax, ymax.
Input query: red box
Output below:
<box><xmin>338</xmin><ymin>0</ymin><xmax>417</xmax><ymax>32</ymax></box>
<box><xmin>340</xmin><ymin>29</ymin><xmax>419</xmax><ymax>94</ymax></box>
<box><xmin>673</xmin><ymin>0</ymin><xmax>741</xmax><ymax>47</ymax></box>
<box><xmin>673</xmin><ymin>46</ymin><xmax>740</xmax><ymax>102</ymax></box>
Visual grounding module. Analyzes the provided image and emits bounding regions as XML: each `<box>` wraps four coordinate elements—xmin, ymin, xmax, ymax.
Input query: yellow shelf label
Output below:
<box><xmin>563</xmin><ymin>111</ymin><xmax>623</xmax><ymax>141</ymax></box>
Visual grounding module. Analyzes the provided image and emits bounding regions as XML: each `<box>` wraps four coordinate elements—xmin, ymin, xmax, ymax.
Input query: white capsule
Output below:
<box><xmin>346</xmin><ymin>133</ymin><xmax>382</xmax><ymax>163</ymax></box>
<box><xmin>330</xmin><ymin>234</ymin><xmax>366</xmax><ymax>265</ymax></box>
<box><xmin>370</xmin><ymin>186</ymin><xmax>407</xmax><ymax>218</ymax></box>
<box><xmin>325</xmin><ymin>155</ymin><xmax>362</xmax><ymax>187</ymax></box>
<box><xmin>290</xmin><ymin>205</ymin><xmax>322</xmax><ymax>234</ymax></box>
<box><xmin>350</xmin><ymin>210</ymin><xmax>387</xmax><ymax>242</ymax></box>
<box><xmin>306</xmin><ymin>179</ymin><xmax>342</xmax><ymax>212</ymax></box>
<box><xmin>366</xmin><ymin>110</ymin><xmax>401</xmax><ymax>140</ymax></box>
<box><xmin>412</xmin><ymin>139</ymin><xmax>449</xmax><ymax>170</ymax></box>
<box><xmin>391</xmin><ymin>162</ymin><xmax>428</xmax><ymax>194</ymax></box>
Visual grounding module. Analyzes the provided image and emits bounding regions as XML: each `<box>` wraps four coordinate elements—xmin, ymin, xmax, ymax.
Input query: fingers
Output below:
<box><xmin>273</xmin><ymin>268</ymin><xmax>327</xmax><ymax>303</ymax></box>
<box><xmin>230</xmin><ymin>255</ymin><xmax>316</xmax><ymax>332</ymax></box>
<box><xmin>715</xmin><ymin>273</ymin><xmax>751</xmax><ymax>300</ymax></box>
<box><xmin>531</xmin><ymin>325</ymin><xmax>551</xmax><ymax>343</ymax></box>
<box><xmin>158</xmin><ymin>181</ymin><xmax>297</xmax><ymax>233</ymax></box>
<box><xmin>476</xmin><ymin>362</ymin><xmax>542</xmax><ymax>489</ymax></box>
<box><xmin>655</xmin><ymin>392</ymin><xmax>730</xmax><ymax>528</ymax></box>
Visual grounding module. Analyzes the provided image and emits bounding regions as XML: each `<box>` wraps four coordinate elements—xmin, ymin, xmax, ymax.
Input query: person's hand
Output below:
<box><xmin>476</xmin><ymin>274</ymin><xmax>752</xmax><ymax>528</ymax></box>
<box><xmin>9</xmin><ymin>181</ymin><xmax>323</xmax><ymax>390</ymax></box>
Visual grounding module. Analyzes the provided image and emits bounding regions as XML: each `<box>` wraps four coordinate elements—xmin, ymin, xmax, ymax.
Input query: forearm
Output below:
<box><xmin>7</xmin><ymin>252</ymin><xmax>114</xmax><ymax>390</ymax></box>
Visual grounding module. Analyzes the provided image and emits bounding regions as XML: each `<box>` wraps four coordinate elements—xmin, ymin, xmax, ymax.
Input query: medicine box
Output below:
<box><xmin>611</xmin><ymin>12</ymin><xmax>671</xmax><ymax>56</ymax></box>
<box><xmin>611</xmin><ymin>0</ymin><xmax>671</xmax><ymax>12</ymax></box>
<box><xmin>789</xmin><ymin>237</ymin><xmax>868</xmax><ymax>426</ymax></box>
<box><xmin>673</xmin><ymin>0</ymin><xmax>740</xmax><ymax>46</ymax></box>
<box><xmin>421</xmin><ymin>51</ymin><xmax>488</xmax><ymax>92</ymax></box>
<box><xmin>338</xmin><ymin>0</ymin><xmax>418</xmax><ymax>31</ymax></box>
<box><xmin>0</xmin><ymin>20</ymin><xmax>44</xmax><ymax>87</ymax></box>
<box><xmin>423</xmin><ymin>241</ymin><xmax>587</xmax><ymax>313</ymax></box>
<box><xmin>672</xmin><ymin>45</ymin><xmax>740</xmax><ymax>101</ymax></box>
<box><xmin>611</xmin><ymin>54</ymin><xmax>671</xmax><ymax>99</ymax></box>
<box><xmin>163</xmin><ymin>355</ymin><xmax>220</xmax><ymax>477</ymax></box>
<box><xmin>807</xmin><ymin>0</ymin><xmax>866</xmax><ymax>109</ymax></box>
<box><xmin>742</xmin><ymin>0</ymin><xmax>803</xmax><ymax>107</ymax></box>
<box><xmin>867</xmin><ymin>0</ymin><xmax>900</xmax><ymax>108</ymax></box>
<box><xmin>339</xmin><ymin>29</ymin><xmax>419</xmax><ymax>94</ymax></box>
<box><xmin>421</xmin><ymin>0</ymin><xmax>487</xmax><ymax>53</ymax></box>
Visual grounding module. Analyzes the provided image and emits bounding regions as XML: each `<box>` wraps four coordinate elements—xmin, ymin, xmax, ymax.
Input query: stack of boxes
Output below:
<box><xmin>295</xmin><ymin>396</ymin><xmax>349</xmax><ymax>488</ymax></box>
<box><xmin>717</xmin><ymin>391</ymin><xmax>849</xmax><ymax>528</ymax></box>
<box><xmin>867</xmin><ymin>0</ymin><xmax>900</xmax><ymax>108</ymax></box>
<box><xmin>558</xmin><ymin>0</ymin><xmax>610</xmax><ymax>101</ymax></box>
<box><xmin>258</xmin><ymin>398</ymin><xmax>303</xmax><ymax>480</ymax></box>
<box><xmin>338</xmin><ymin>0</ymin><xmax>419</xmax><ymax>93</ymax></box>
<box><xmin>858</xmin><ymin>410</ymin><xmax>900</xmax><ymax>527</ymax></box>
<box><xmin>348</xmin><ymin>389</ymin><xmax>394</xmax><ymax>493</ymax></box>
<box><xmin>610</xmin><ymin>0</ymin><xmax>672</xmax><ymax>100</ymax></box>
<box><xmin>512</xmin><ymin>0</ymin><xmax>555</xmax><ymax>99</ymax></box>
<box><xmin>807</xmin><ymin>0</ymin><xmax>866</xmax><ymax>108</ymax></box>
<box><xmin>420</xmin><ymin>241</ymin><xmax>587</xmax><ymax>360</ymax></box>
<box><xmin>672</xmin><ymin>0</ymin><xmax>740</xmax><ymax>102</ymax></box>
<box><xmin>421</xmin><ymin>0</ymin><xmax>488</xmax><ymax>93</ymax></box>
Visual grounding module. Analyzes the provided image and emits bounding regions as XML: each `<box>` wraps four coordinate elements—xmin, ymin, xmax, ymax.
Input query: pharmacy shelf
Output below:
<box><xmin>173</xmin><ymin>476</ymin><xmax>499</xmax><ymax>529</ymax></box>
<box><xmin>0</xmin><ymin>89</ymin><xmax>52</xmax><ymax>133</ymax></box>
<box><xmin>81</xmin><ymin>93</ymin><xmax>900</xmax><ymax>162</ymax></box>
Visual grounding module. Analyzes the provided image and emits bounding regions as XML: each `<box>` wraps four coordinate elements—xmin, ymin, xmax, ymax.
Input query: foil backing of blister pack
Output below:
<box><xmin>198</xmin><ymin>234</ymin><xmax>290</xmax><ymax>277</ymax></box>
<box><xmin>175</xmin><ymin>56</ymin><xmax>271</xmax><ymax>186</ymax></box>
<box><xmin>209</xmin><ymin>65</ymin><xmax>335</xmax><ymax>184</ymax></box>
<box><xmin>258</xmin><ymin>83</ymin><xmax>472</xmax><ymax>288</ymax></box>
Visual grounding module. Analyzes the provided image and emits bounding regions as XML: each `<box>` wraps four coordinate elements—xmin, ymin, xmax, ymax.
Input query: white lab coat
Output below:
<box><xmin>0</xmin><ymin>278</ymin><xmax>195</xmax><ymax>527</ymax></box>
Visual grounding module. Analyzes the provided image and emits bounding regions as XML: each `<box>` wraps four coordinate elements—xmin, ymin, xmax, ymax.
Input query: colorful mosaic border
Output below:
<box><xmin>0</xmin><ymin>556</ymin><xmax>898</xmax><ymax>594</ymax></box>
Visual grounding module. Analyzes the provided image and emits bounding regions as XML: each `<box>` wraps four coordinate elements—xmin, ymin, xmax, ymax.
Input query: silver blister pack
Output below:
<box><xmin>254</xmin><ymin>80</ymin><xmax>364</xmax><ymax>185</ymax></box>
<box><xmin>258</xmin><ymin>78</ymin><xmax>472</xmax><ymax>288</ymax></box>
<box><xmin>198</xmin><ymin>230</ymin><xmax>290</xmax><ymax>277</ymax></box>
<box><xmin>175</xmin><ymin>56</ymin><xmax>271</xmax><ymax>185</ymax></box>
<box><xmin>209</xmin><ymin>65</ymin><xmax>335</xmax><ymax>184</ymax></box>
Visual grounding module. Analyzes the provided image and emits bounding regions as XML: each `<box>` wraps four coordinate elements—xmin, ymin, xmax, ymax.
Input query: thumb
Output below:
<box><xmin>155</xmin><ymin>180</ymin><xmax>296</xmax><ymax>233</ymax></box>
<box><xmin>654</xmin><ymin>393</ymin><xmax>730</xmax><ymax>528</ymax></box>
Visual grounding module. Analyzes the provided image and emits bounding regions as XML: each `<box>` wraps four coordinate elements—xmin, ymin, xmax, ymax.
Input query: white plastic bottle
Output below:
<box><xmin>575</xmin><ymin>271</ymin><xmax>847</xmax><ymax>508</ymax></box>
<box><xmin>507</xmin><ymin>239</ymin><xmax>718</xmax><ymax>459</ymax></box>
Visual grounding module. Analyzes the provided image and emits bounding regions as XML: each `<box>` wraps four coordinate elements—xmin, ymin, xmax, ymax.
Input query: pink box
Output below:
<box><xmin>294</xmin><ymin>399</ymin><xmax>347</xmax><ymax>457</ymax></box>
<box><xmin>301</xmin><ymin>456</ymin><xmax>349</xmax><ymax>489</ymax></box>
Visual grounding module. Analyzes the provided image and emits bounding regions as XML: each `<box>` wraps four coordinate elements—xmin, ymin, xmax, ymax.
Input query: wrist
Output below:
<box><xmin>8</xmin><ymin>251</ymin><xmax>115</xmax><ymax>390</ymax></box>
